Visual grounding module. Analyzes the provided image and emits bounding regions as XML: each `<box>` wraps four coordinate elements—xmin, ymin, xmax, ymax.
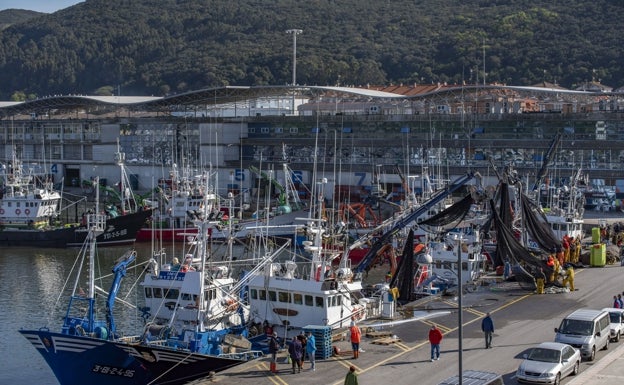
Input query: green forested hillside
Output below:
<box><xmin>0</xmin><ymin>9</ymin><xmax>43</xmax><ymax>30</ymax></box>
<box><xmin>0</xmin><ymin>0</ymin><xmax>622</xmax><ymax>100</ymax></box>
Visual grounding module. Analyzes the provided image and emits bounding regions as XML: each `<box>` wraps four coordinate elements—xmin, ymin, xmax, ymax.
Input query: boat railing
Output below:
<box><xmin>219</xmin><ymin>350</ymin><xmax>264</xmax><ymax>361</ymax></box>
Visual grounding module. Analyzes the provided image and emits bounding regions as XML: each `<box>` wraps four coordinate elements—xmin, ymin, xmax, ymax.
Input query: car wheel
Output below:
<box><xmin>554</xmin><ymin>373</ymin><xmax>561</xmax><ymax>385</ymax></box>
<box><xmin>572</xmin><ymin>360</ymin><xmax>580</xmax><ymax>375</ymax></box>
<box><xmin>617</xmin><ymin>332</ymin><xmax>621</xmax><ymax>343</ymax></box>
<box><xmin>589</xmin><ymin>346</ymin><xmax>596</xmax><ymax>361</ymax></box>
<box><xmin>604</xmin><ymin>338</ymin><xmax>609</xmax><ymax>350</ymax></box>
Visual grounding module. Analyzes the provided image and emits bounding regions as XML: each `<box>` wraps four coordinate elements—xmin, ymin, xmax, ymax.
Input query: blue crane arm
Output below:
<box><xmin>106</xmin><ymin>250</ymin><xmax>137</xmax><ymax>337</ymax></box>
<box><xmin>354</xmin><ymin>172</ymin><xmax>475</xmax><ymax>274</ymax></box>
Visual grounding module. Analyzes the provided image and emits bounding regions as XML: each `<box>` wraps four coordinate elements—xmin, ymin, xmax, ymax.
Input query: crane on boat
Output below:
<box><xmin>352</xmin><ymin>171</ymin><xmax>476</xmax><ymax>275</ymax></box>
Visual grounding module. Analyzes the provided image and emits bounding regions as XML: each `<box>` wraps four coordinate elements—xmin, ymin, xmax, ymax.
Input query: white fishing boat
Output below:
<box><xmin>421</xmin><ymin>231</ymin><xmax>487</xmax><ymax>287</ymax></box>
<box><xmin>246</xmin><ymin>183</ymin><xmax>373</xmax><ymax>331</ymax></box>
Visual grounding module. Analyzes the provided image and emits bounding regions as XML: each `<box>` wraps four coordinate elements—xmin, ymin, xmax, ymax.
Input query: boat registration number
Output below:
<box><xmin>92</xmin><ymin>365</ymin><xmax>135</xmax><ymax>378</ymax></box>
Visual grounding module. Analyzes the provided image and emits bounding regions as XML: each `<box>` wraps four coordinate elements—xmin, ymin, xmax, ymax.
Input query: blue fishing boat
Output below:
<box><xmin>19</xmin><ymin>184</ymin><xmax>261</xmax><ymax>385</ymax></box>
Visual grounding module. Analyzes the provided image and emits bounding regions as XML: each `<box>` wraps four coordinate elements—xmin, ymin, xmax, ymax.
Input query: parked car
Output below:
<box><xmin>516</xmin><ymin>342</ymin><xmax>580</xmax><ymax>385</ymax></box>
<box><xmin>602</xmin><ymin>307</ymin><xmax>624</xmax><ymax>342</ymax></box>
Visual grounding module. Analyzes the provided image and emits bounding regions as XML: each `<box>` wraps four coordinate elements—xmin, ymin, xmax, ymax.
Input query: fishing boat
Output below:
<box><xmin>19</xmin><ymin>186</ymin><xmax>262</xmax><ymax>385</ymax></box>
<box><xmin>246</xmin><ymin>182</ymin><xmax>375</xmax><ymax>331</ymax></box>
<box><xmin>136</xmin><ymin>151</ymin><xmax>308</xmax><ymax>243</ymax></box>
<box><xmin>0</xmin><ymin>147</ymin><xmax>151</xmax><ymax>247</ymax></box>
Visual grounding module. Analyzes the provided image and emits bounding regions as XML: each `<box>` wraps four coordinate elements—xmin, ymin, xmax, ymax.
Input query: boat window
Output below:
<box><xmin>144</xmin><ymin>288</ymin><xmax>152</xmax><ymax>298</ymax></box>
<box><xmin>315</xmin><ymin>296</ymin><xmax>324</xmax><ymax>308</ymax></box>
<box><xmin>181</xmin><ymin>293</ymin><xmax>192</xmax><ymax>301</ymax></box>
<box><xmin>331</xmin><ymin>296</ymin><xmax>337</xmax><ymax>307</ymax></box>
<box><xmin>278</xmin><ymin>291</ymin><xmax>291</xmax><ymax>303</ymax></box>
<box><xmin>294</xmin><ymin>293</ymin><xmax>303</xmax><ymax>305</ymax></box>
<box><xmin>462</xmin><ymin>262</ymin><xmax>468</xmax><ymax>271</ymax></box>
<box><xmin>305</xmin><ymin>295</ymin><xmax>313</xmax><ymax>306</ymax></box>
<box><xmin>337</xmin><ymin>295</ymin><xmax>342</xmax><ymax>306</ymax></box>
<box><xmin>259</xmin><ymin>289</ymin><xmax>267</xmax><ymax>300</ymax></box>
<box><xmin>164</xmin><ymin>289</ymin><xmax>179</xmax><ymax>299</ymax></box>
<box><xmin>250</xmin><ymin>288</ymin><xmax>258</xmax><ymax>300</ymax></box>
<box><xmin>269</xmin><ymin>291</ymin><xmax>277</xmax><ymax>302</ymax></box>
<box><xmin>153</xmin><ymin>288</ymin><xmax>163</xmax><ymax>298</ymax></box>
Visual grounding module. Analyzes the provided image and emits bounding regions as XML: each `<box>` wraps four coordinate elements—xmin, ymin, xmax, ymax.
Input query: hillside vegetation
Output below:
<box><xmin>0</xmin><ymin>9</ymin><xmax>43</xmax><ymax>30</ymax></box>
<box><xmin>0</xmin><ymin>0</ymin><xmax>622</xmax><ymax>100</ymax></box>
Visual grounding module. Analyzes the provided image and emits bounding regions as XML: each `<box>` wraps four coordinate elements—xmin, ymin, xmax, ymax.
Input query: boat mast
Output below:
<box><xmin>115</xmin><ymin>139</ymin><xmax>127</xmax><ymax>215</ymax></box>
<box><xmin>87</xmin><ymin>178</ymin><xmax>106</xmax><ymax>331</ymax></box>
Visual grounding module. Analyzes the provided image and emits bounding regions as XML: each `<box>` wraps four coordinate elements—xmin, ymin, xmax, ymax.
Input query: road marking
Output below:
<box><xmin>256</xmin><ymin>362</ymin><xmax>288</xmax><ymax>385</ymax></box>
<box><xmin>395</xmin><ymin>341</ymin><xmax>410</xmax><ymax>351</ymax></box>
<box><xmin>329</xmin><ymin>292</ymin><xmax>534</xmax><ymax>385</ymax></box>
<box><xmin>422</xmin><ymin>320</ymin><xmax>453</xmax><ymax>333</ymax></box>
<box><xmin>465</xmin><ymin>307</ymin><xmax>486</xmax><ymax>317</ymax></box>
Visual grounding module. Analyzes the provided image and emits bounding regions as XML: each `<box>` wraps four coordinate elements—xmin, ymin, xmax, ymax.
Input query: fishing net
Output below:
<box><xmin>418</xmin><ymin>194</ymin><xmax>474</xmax><ymax>232</ymax></box>
<box><xmin>389</xmin><ymin>229</ymin><xmax>415</xmax><ymax>302</ymax></box>
<box><xmin>521</xmin><ymin>193</ymin><xmax>562</xmax><ymax>253</ymax></box>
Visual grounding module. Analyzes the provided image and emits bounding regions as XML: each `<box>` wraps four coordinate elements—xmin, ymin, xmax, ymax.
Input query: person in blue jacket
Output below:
<box><xmin>481</xmin><ymin>312</ymin><xmax>494</xmax><ymax>349</ymax></box>
<box><xmin>305</xmin><ymin>331</ymin><xmax>316</xmax><ymax>371</ymax></box>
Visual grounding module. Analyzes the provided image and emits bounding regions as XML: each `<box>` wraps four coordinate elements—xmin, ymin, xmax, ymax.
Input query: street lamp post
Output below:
<box><xmin>286</xmin><ymin>29</ymin><xmax>303</xmax><ymax>86</ymax></box>
<box><xmin>456</xmin><ymin>235</ymin><xmax>463</xmax><ymax>385</ymax></box>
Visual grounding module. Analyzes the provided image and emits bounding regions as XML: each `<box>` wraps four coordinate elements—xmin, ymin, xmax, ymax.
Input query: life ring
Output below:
<box><xmin>15</xmin><ymin>209</ymin><xmax>21</xmax><ymax>215</ymax></box>
<box><xmin>24</xmin><ymin>209</ymin><xmax>31</xmax><ymax>215</ymax></box>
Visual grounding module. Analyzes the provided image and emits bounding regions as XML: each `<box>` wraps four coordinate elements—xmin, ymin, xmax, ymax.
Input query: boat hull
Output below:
<box><xmin>0</xmin><ymin>209</ymin><xmax>152</xmax><ymax>248</ymax></box>
<box><xmin>20</xmin><ymin>329</ymin><xmax>246</xmax><ymax>385</ymax></box>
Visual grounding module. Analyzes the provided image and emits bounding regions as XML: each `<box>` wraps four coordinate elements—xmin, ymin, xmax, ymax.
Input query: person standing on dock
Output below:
<box><xmin>349</xmin><ymin>321</ymin><xmax>362</xmax><ymax>359</ymax></box>
<box><xmin>428</xmin><ymin>324</ymin><xmax>443</xmax><ymax>361</ymax></box>
<box><xmin>305</xmin><ymin>331</ymin><xmax>316</xmax><ymax>371</ymax></box>
<box><xmin>535</xmin><ymin>267</ymin><xmax>546</xmax><ymax>294</ymax></box>
<box><xmin>288</xmin><ymin>336</ymin><xmax>303</xmax><ymax>373</ymax></box>
<box><xmin>268</xmin><ymin>332</ymin><xmax>280</xmax><ymax>373</ymax></box>
<box><xmin>481</xmin><ymin>312</ymin><xmax>494</xmax><ymax>349</ymax></box>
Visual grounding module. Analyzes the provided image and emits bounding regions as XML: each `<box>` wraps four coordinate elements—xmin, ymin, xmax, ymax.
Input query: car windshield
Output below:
<box><xmin>528</xmin><ymin>348</ymin><xmax>561</xmax><ymax>363</ymax></box>
<box><xmin>558</xmin><ymin>319</ymin><xmax>592</xmax><ymax>335</ymax></box>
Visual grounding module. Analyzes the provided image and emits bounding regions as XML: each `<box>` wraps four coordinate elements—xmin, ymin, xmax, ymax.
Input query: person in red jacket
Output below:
<box><xmin>428</xmin><ymin>324</ymin><xmax>443</xmax><ymax>361</ymax></box>
<box><xmin>349</xmin><ymin>321</ymin><xmax>362</xmax><ymax>359</ymax></box>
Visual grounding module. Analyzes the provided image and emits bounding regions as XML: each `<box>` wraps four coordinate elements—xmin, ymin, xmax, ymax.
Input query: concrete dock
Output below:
<box><xmin>186</xmin><ymin>250</ymin><xmax>624</xmax><ymax>385</ymax></box>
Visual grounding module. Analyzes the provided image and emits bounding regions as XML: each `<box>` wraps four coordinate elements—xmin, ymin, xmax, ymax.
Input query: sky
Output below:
<box><xmin>1</xmin><ymin>1</ymin><xmax>83</xmax><ymax>13</ymax></box>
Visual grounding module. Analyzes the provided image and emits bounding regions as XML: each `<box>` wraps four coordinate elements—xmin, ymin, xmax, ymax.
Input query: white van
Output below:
<box><xmin>554</xmin><ymin>309</ymin><xmax>610</xmax><ymax>361</ymax></box>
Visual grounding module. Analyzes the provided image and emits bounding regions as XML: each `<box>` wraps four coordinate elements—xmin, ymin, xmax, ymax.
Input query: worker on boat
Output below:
<box><xmin>562</xmin><ymin>265</ymin><xmax>575</xmax><ymax>292</ymax></box>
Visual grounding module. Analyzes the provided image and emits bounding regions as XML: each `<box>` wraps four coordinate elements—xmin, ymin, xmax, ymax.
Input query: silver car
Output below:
<box><xmin>516</xmin><ymin>342</ymin><xmax>581</xmax><ymax>385</ymax></box>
